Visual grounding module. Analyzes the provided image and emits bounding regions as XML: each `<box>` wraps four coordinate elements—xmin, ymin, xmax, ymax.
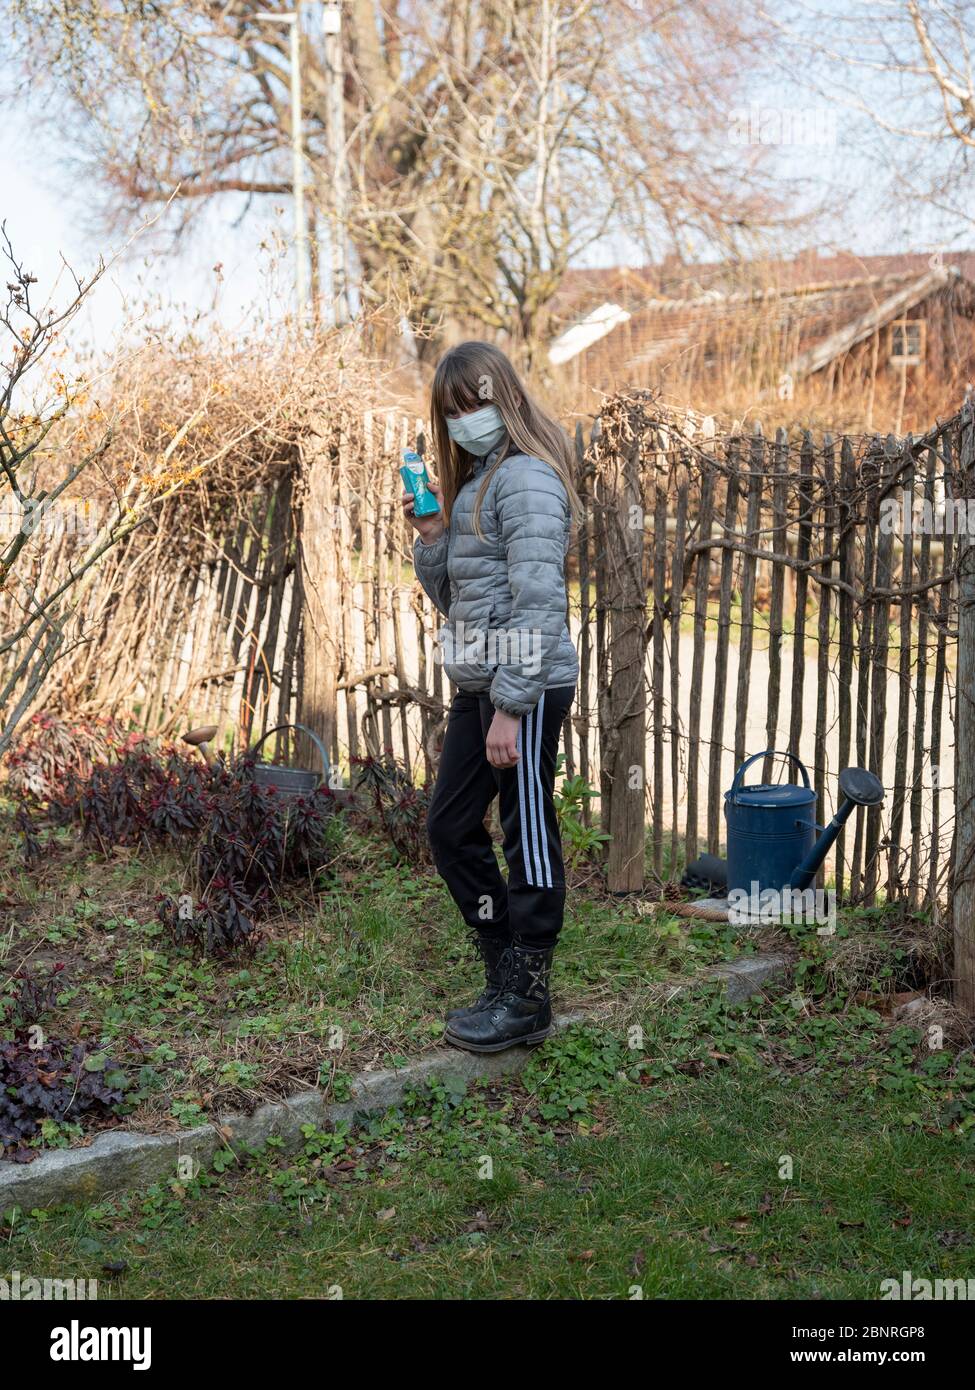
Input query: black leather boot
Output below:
<box><xmin>446</xmin><ymin>930</ymin><xmax>511</xmax><ymax>1021</ymax></box>
<box><xmin>444</xmin><ymin>944</ymin><xmax>554</xmax><ymax>1053</ymax></box>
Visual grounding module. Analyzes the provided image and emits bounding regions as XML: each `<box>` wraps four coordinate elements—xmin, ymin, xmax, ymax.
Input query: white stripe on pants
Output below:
<box><xmin>516</xmin><ymin>693</ymin><xmax>552</xmax><ymax>889</ymax></box>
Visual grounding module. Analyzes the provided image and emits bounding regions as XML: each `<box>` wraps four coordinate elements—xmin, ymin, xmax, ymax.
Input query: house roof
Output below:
<box><xmin>548</xmin><ymin>303</ymin><xmax>632</xmax><ymax>366</ymax></box>
<box><xmin>548</xmin><ymin>265</ymin><xmax>660</xmax><ymax>324</ymax></box>
<box><xmin>785</xmin><ymin>267</ymin><xmax>960</xmax><ymax>378</ymax></box>
<box><xmin>548</xmin><ymin>254</ymin><xmax>975</xmax><ymax>381</ymax></box>
<box><xmin>551</xmin><ymin>251</ymin><xmax>975</xmax><ymax>320</ymax></box>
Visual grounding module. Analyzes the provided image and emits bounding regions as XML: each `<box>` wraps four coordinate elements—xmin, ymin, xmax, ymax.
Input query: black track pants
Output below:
<box><xmin>426</xmin><ymin>686</ymin><xmax>576</xmax><ymax>950</ymax></box>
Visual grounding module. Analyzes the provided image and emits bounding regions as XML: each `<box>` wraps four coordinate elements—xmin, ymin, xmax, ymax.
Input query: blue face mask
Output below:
<box><xmin>445</xmin><ymin>404</ymin><xmax>507</xmax><ymax>457</ymax></box>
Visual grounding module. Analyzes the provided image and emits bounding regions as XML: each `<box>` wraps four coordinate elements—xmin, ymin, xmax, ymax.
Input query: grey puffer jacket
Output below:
<box><xmin>412</xmin><ymin>445</ymin><xmax>578</xmax><ymax>717</ymax></box>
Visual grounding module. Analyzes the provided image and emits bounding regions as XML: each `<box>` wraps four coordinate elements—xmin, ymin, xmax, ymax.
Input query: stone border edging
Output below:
<box><xmin>0</xmin><ymin>951</ymin><xmax>791</xmax><ymax>1212</ymax></box>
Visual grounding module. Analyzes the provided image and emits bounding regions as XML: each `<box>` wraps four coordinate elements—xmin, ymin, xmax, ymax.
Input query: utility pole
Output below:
<box><xmin>323</xmin><ymin>0</ymin><xmax>350</xmax><ymax>325</ymax></box>
<box><xmin>256</xmin><ymin>6</ymin><xmax>310</xmax><ymax>329</ymax></box>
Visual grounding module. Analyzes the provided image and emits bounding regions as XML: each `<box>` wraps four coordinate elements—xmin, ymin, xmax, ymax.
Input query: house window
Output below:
<box><xmin>890</xmin><ymin>319</ymin><xmax>925</xmax><ymax>366</ymax></box>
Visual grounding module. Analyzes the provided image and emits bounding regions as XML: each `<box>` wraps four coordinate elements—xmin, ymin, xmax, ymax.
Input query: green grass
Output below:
<box><xmin>0</xmin><ymin>807</ymin><xmax>749</xmax><ymax>1147</ymax></box>
<box><xmin>4</xmin><ymin>784</ymin><xmax>970</xmax><ymax>1300</ymax></box>
<box><xmin>5</xmin><ymin>981</ymin><xmax>974</xmax><ymax>1300</ymax></box>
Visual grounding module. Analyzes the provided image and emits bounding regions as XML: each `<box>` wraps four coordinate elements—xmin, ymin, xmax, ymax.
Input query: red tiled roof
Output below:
<box><xmin>551</xmin><ymin>251</ymin><xmax>975</xmax><ymax>329</ymax></box>
<box><xmin>550</xmin><ymin>255</ymin><xmax>975</xmax><ymax>385</ymax></box>
<box><xmin>548</xmin><ymin>265</ymin><xmax>660</xmax><ymax>324</ymax></box>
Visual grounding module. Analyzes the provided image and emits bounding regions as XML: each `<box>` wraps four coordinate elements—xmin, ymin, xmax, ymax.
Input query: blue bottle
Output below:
<box><xmin>400</xmin><ymin>450</ymin><xmax>441</xmax><ymax>517</ymax></box>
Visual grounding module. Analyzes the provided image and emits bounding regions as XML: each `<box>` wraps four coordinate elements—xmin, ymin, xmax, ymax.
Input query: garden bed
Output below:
<box><xmin>0</xmin><ymin>722</ymin><xmax>954</xmax><ymax>1171</ymax></box>
<box><xmin>5</xmin><ymin>933</ymin><xmax>974</xmax><ymax>1299</ymax></box>
<box><xmin>0</xmin><ymin>768</ymin><xmax>757</xmax><ymax>1164</ymax></box>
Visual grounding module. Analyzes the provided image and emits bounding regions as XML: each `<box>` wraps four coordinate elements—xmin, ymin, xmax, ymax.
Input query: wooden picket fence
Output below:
<box><xmin>4</xmin><ymin>393</ymin><xmax>972</xmax><ymax>945</ymax></box>
<box><xmin>579</xmin><ymin>393</ymin><xmax>974</xmax><ymax>926</ymax></box>
<box><xmin>0</xmin><ymin>470</ymin><xmax>302</xmax><ymax>745</ymax></box>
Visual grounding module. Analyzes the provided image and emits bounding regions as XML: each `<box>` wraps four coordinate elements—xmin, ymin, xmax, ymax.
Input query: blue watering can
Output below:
<box><xmin>682</xmin><ymin>750</ymin><xmax>885</xmax><ymax>896</ymax></box>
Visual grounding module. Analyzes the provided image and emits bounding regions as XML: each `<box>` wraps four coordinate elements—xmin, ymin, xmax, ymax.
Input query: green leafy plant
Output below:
<box><xmin>522</xmin><ymin>1025</ymin><xmax>637</xmax><ymax>1122</ymax></box>
<box><xmin>554</xmin><ymin>760</ymin><xmax>610</xmax><ymax>869</ymax></box>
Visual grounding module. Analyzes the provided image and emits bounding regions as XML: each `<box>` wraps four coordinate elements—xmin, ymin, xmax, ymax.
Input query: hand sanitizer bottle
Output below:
<box><xmin>400</xmin><ymin>450</ymin><xmax>441</xmax><ymax>516</ymax></box>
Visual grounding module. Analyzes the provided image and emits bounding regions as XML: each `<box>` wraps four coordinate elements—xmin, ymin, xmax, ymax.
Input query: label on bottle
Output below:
<box><xmin>400</xmin><ymin>451</ymin><xmax>440</xmax><ymax>515</ymax></box>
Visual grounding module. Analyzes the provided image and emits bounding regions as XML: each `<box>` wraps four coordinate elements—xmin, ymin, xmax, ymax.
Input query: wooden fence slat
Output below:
<box><xmin>651</xmin><ymin>437</ymin><xmax>667</xmax><ymax>878</ymax></box>
<box><xmin>864</xmin><ymin>438</ymin><xmax>896</xmax><ymax>903</ymax></box>
<box><xmin>733</xmin><ymin>423</ymin><xmax>764</xmax><ymax>770</ymax></box>
<box><xmin>787</xmin><ymin>433</ymin><xmax>813</xmax><ymax>758</ymax></box>
<box><xmin>575</xmin><ymin>422</ymin><xmax>593</xmax><ymax>822</ymax></box>
<box><xmin>851</xmin><ymin>441</ymin><xmax>879</xmax><ymax>900</ymax></box>
<box><xmin>763</xmin><ymin>428</ymin><xmax>789</xmax><ymax>781</ymax></box>
<box><xmin>242</xmin><ymin>485</ymin><xmax>286</xmax><ymax>743</ymax></box>
<box><xmin>393</xmin><ymin>419</ymin><xmax>410</xmax><ymax>760</ymax></box>
<box><xmin>929</xmin><ymin>433</ymin><xmax>955</xmax><ymax>909</ymax></box>
<box><xmin>707</xmin><ymin>437</ymin><xmax>740</xmax><ymax>854</ymax></box>
<box><xmin>376</xmin><ymin>415</ymin><xmax>395</xmax><ymax>756</ymax></box>
<box><xmin>685</xmin><ymin>467</ymin><xmax>715</xmax><ymax>862</ymax></box>
<box><xmin>952</xmin><ymin>403</ymin><xmax>975</xmax><ymax>1010</ymax></box>
<box><xmin>835</xmin><ymin>437</ymin><xmax>857</xmax><ymax>902</ymax></box>
<box><xmin>888</xmin><ymin>440</ymin><xmax>915</xmax><ymax>898</ymax></box>
<box><xmin>669</xmin><ymin>452</ymin><xmax>689</xmax><ymax>874</ymax></box>
<box><xmin>909</xmin><ymin>444</ymin><xmax>936</xmax><ymax>908</ymax></box>
<box><xmin>596</xmin><ymin>432</ymin><xmax>647</xmax><ymax>891</ymax></box>
<box><xmin>814</xmin><ymin>435</ymin><xmax>834</xmax><ymax>889</ymax></box>
<box><xmin>336</xmin><ymin>418</ymin><xmax>360</xmax><ymax>761</ymax></box>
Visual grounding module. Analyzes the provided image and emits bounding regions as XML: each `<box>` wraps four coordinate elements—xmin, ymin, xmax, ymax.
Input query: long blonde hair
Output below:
<box><xmin>430</xmin><ymin>341</ymin><xmax>582</xmax><ymax>537</ymax></box>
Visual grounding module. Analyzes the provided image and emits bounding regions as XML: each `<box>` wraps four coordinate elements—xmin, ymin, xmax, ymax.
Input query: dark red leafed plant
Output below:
<box><xmin>352</xmin><ymin>752</ymin><xmax>432</xmax><ymax>862</ymax></box>
<box><xmin>156</xmin><ymin>878</ymin><xmax>260</xmax><ymax>958</ymax></box>
<box><xmin>167</xmin><ymin>755</ymin><xmax>343</xmax><ymax>954</ymax></box>
<box><xmin>195</xmin><ymin>757</ymin><xmax>339</xmax><ymax>889</ymax></box>
<box><xmin>0</xmin><ymin>1036</ymin><xmax>128</xmax><ymax>1162</ymax></box>
<box><xmin>3</xmin><ymin>712</ymin><xmax>133</xmax><ymax>800</ymax></box>
<box><xmin>0</xmin><ymin>963</ymin><xmax>128</xmax><ymax>1164</ymax></box>
<box><xmin>130</xmin><ymin>752</ymin><xmax>342</xmax><ymax>957</ymax></box>
<box><xmin>61</xmin><ymin>748</ymin><xmax>210</xmax><ymax>850</ymax></box>
<box><xmin>31</xmin><ymin>742</ymin><xmax>344</xmax><ymax>957</ymax></box>
<box><xmin>1</xmin><ymin>963</ymin><xmax>66</xmax><ymax>1029</ymax></box>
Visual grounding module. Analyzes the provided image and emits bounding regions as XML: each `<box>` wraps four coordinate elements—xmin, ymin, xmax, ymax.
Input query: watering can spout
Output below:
<box><xmin>789</xmin><ymin>767</ymin><xmax>885</xmax><ymax>891</ymax></box>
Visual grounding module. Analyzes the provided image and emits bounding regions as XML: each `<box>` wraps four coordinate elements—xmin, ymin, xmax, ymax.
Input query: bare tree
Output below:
<box><xmin>0</xmin><ymin>229</ymin><xmax>119</xmax><ymax>752</ymax></box>
<box><xmin>0</xmin><ymin>223</ymin><xmax>230</xmax><ymax>756</ymax></box>
<box><xmin>5</xmin><ymin>0</ymin><xmax>790</xmax><ymax>362</ymax></box>
<box><xmin>764</xmin><ymin>0</ymin><xmax>975</xmax><ymax>246</ymax></box>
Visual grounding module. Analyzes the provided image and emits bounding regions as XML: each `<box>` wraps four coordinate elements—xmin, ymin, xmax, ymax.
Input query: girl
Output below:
<box><xmin>401</xmin><ymin>341</ymin><xmax>581</xmax><ymax>1053</ymax></box>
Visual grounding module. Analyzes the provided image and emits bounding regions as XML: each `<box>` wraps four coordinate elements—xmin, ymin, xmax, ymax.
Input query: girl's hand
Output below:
<box><xmin>401</xmin><ymin>477</ymin><xmax>445</xmax><ymax>545</ymax></box>
<box><xmin>486</xmin><ymin>709</ymin><xmax>521</xmax><ymax>769</ymax></box>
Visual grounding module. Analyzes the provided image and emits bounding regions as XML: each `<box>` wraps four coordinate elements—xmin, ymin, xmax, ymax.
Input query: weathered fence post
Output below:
<box><xmin>650</xmin><ymin>428</ymin><xmax>668</xmax><ymax>877</ymax></box>
<box><xmin>864</xmin><ymin>438</ymin><xmax>896</xmax><ymax>903</ymax></box>
<box><xmin>707</xmin><ymin>434</ymin><xmax>739</xmax><ymax>853</ymax></box>
<box><xmin>298</xmin><ymin>410</ymin><xmax>342</xmax><ymax>770</ymax></box>
<box><xmin>952</xmin><ymin>402</ymin><xmax>975</xmax><ymax>1012</ymax></box>
<box><xmin>574</xmin><ymin>421</ymin><xmax>595</xmax><ymax>825</ymax></box>
<box><xmin>594</xmin><ymin>429</ymin><xmax>647</xmax><ymax>892</ymax></box>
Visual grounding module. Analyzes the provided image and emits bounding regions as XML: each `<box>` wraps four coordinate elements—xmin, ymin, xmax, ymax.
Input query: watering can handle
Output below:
<box><xmin>731</xmin><ymin>749</ymin><xmax>810</xmax><ymax>801</ymax></box>
<box><xmin>250</xmin><ymin>722</ymin><xmax>331</xmax><ymax>780</ymax></box>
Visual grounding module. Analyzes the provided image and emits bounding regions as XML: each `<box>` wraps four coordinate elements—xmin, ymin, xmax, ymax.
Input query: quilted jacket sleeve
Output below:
<box><xmin>412</xmin><ymin>530</ymin><xmax>452</xmax><ymax>618</ymax></box>
<box><xmin>490</xmin><ymin>457</ymin><xmax>570</xmax><ymax>717</ymax></box>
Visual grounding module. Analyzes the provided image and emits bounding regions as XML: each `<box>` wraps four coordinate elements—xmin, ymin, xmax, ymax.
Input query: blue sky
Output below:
<box><xmin>1</xmin><ymin>105</ymin><xmax>295</xmax><ymax>353</ymax></box>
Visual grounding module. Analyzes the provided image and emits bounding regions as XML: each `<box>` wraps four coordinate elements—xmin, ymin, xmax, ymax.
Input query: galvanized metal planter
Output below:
<box><xmin>250</xmin><ymin>722</ymin><xmax>331</xmax><ymax>800</ymax></box>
